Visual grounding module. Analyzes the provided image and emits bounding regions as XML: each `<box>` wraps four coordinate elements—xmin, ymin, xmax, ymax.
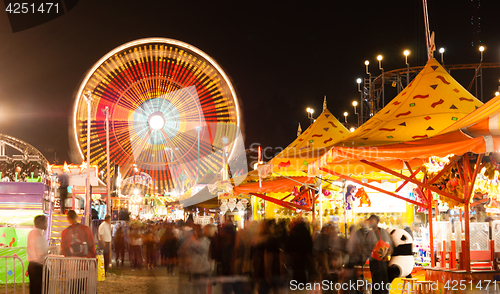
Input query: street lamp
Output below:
<box><xmin>364</xmin><ymin>60</ymin><xmax>370</xmax><ymax>75</ymax></box>
<box><xmin>439</xmin><ymin>48</ymin><xmax>445</xmax><ymax>64</ymax></box>
<box><xmin>377</xmin><ymin>55</ymin><xmax>385</xmax><ymax>108</ymax></box>
<box><xmin>306</xmin><ymin>108</ymin><xmax>314</xmax><ymax>125</ymax></box>
<box><xmin>479</xmin><ymin>46</ymin><xmax>485</xmax><ymax>62</ymax></box>
<box><xmin>349</xmin><ymin>127</ymin><xmax>355</xmax><ymax>132</ymax></box>
<box><xmin>404</xmin><ymin>50</ymin><xmax>410</xmax><ymax>86</ymax></box>
<box><xmin>495</xmin><ymin>91</ymin><xmax>499</xmax><ymax>97</ymax></box>
<box><xmin>352</xmin><ymin>101</ymin><xmax>359</xmax><ymax>127</ymax></box>
<box><xmin>356</xmin><ymin>78</ymin><xmax>363</xmax><ymax>125</ymax></box>
<box><xmin>352</xmin><ymin>101</ymin><xmax>358</xmax><ymax>113</ymax></box>
<box><xmin>478</xmin><ymin>46</ymin><xmax>485</xmax><ymax>101</ymax></box>
<box><xmin>343</xmin><ymin>112</ymin><xmax>348</xmax><ymax>124</ymax></box>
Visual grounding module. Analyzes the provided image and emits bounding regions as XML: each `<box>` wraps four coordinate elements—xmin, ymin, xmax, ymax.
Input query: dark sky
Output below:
<box><xmin>0</xmin><ymin>0</ymin><xmax>499</xmax><ymax>164</ymax></box>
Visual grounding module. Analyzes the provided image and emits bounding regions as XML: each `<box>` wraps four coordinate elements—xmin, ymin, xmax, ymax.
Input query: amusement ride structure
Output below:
<box><xmin>73</xmin><ymin>38</ymin><xmax>242</xmax><ymax>197</ymax></box>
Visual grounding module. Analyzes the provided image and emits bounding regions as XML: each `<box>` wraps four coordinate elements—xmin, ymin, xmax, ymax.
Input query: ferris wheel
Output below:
<box><xmin>73</xmin><ymin>38</ymin><xmax>241</xmax><ymax>195</ymax></box>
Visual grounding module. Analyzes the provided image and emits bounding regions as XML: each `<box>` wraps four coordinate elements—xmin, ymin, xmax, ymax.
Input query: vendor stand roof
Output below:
<box><xmin>339</xmin><ymin>58</ymin><xmax>482</xmax><ymax>147</ymax></box>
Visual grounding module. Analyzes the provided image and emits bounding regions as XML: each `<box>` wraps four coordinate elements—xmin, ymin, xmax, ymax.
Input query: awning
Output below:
<box><xmin>234</xmin><ymin>176</ymin><xmax>314</xmax><ymax>194</ymax></box>
<box><xmin>316</xmin><ymin>130</ymin><xmax>489</xmax><ymax>176</ymax></box>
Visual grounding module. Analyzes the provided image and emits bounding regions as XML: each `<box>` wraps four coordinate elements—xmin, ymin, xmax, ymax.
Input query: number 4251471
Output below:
<box><xmin>5</xmin><ymin>3</ymin><xmax>59</xmax><ymax>14</ymax></box>
<box><xmin>444</xmin><ymin>280</ymin><xmax>498</xmax><ymax>291</ymax></box>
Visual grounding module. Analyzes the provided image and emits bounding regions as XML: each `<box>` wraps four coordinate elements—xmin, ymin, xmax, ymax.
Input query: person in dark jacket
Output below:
<box><xmin>286</xmin><ymin>218</ymin><xmax>313</xmax><ymax>284</ymax></box>
<box><xmin>114</xmin><ymin>225</ymin><xmax>125</xmax><ymax>267</ymax></box>
<box><xmin>366</xmin><ymin>215</ymin><xmax>394</xmax><ymax>294</ymax></box>
<box><xmin>161</xmin><ymin>226</ymin><xmax>178</xmax><ymax>275</ymax></box>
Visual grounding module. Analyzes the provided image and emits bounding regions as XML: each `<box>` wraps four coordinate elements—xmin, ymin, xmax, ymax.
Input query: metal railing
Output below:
<box><xmin>47</xmin><ymin>239</ymin><xmax>61</xmax><ymax>256</ymax></box>
<box><xmin>0</xmin><ymin>255</ymin><xmax>25</xmax><ymax>294</ymax></box>
<box><xmin>42</xmin><ymin>256</ymin><xmax>97</xmax><ymax>294</ymax></box>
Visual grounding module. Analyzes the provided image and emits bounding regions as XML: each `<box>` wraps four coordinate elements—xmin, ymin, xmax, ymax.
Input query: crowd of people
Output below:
<box><xmin>105</xmin><ymin>214</ymin><xmax>402</xmax><ymax>294</ymax></box>
<box><xmin>26</xmin><ymin>211</ymin><xmax>406</xmax><ymax>294</ymax></box>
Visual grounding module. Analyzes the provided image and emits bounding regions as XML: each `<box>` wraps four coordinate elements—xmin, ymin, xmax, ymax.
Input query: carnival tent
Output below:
<box><xmin>438</xmin><ymin>93</ymin><xmax>500</xmax><ymax>137</ymax></box>
<box><xmin>339</xmin><ymin>58</ymin><xmax>482</xmax><ymax>147</ymax></box>
<box><xmin>271</xmin><ymin>107</ymin><xmax>349</xmax><ymax>174</ymax></box>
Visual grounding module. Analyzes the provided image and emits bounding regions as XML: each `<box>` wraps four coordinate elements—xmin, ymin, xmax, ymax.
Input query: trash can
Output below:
<box><xmin>96</xmin><ymin>249</ymin><xmax>105</xmax><ymax>281</ymax></box>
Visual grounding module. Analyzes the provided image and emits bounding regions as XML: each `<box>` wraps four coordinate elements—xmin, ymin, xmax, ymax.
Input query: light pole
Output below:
<box><xmin>343</xmin><ymin>112</ymin><xmax>348</xmax><ymax>124</ymax></box>
<box><xmin>103</xmin><ymin>107</ymin><xmax>111</xmax><ymax>270</ymax></box>
<box><xmin>83</xmin><ymin>91</ymin><xmax>92</xmax><ymax>226</ymax></box>
<box><xmin>364</xmin><ymin>60</ymin><xmax>372</xmax><ymax>117</ymax></box>
<box><xmin>352</xmin><ymin>101</ymin><xmax>359</xmax><ymax>126</ymax></box>
<box><xmin>377</xmin><ymin>55</ymin><xmax>384</xmax><ymax>109</ymax></box>
<box><xmin>404</xmin><ymin>50</ymin><xmax>410</xmax><ymax>86</ymax></box>
<box><xmin>195</xmin><ymin>126</ymin><xmax>202</xmax><ymax>182</ymax></box>
<box><xmin>306</xmin><ymin>108</ymin><xmax>315</xmax><ymax>125</ymax></box>
<box><xmin>357</xmin><ymin>78</ymin><xmax>363</xmax><ymax>125</ymax></box>
<box><xmin>479</xmin><ymin>46</ymin><xmax>485</xmax><ymax>101</ymax></box>
<box><xmin>439</xmin><ymin>48</ymin><xmax>445</xmax><ymax>64</ymax></box>
<box><xmin>104</xmin><ymin>106</ymin><xmax>110</xmax><ymax>216</ymax></box>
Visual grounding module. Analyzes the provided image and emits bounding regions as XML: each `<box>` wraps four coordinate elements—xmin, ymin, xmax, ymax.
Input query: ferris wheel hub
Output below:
<box><xmin>148</xmin><ymin>115</ymin><xmax>165</xmax><ymax>130</ymax></box>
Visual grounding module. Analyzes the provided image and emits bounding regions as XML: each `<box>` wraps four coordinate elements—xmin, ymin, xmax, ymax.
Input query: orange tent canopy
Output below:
<box><xmin>439</xmin><ymin>93</ymin><xmax>500</xmax><ymax>137</ymax></box>
<box><xmin>233</xmin><ymin>176</ymin><xmax>314</xmax><ymax>194</ymax></box>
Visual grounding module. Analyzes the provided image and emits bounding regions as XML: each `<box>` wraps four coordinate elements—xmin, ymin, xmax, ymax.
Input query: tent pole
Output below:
<box><xmin>343</xmin><ymin>179</ymin><xmax>347</xmax><ymax>237</ymax></box>
<box><xmin>318</xmin><ymin>176</ymin><xmax>323</xmax><ymax>228</ymax></box>
<box><xmin>428</xmin><ymin>190</ymin><xmax>435</xmax><ymax>267</ymax></box>
<box><xmin>464</xmin><ymin>203</ymin><xmax>471</xmax><ymax>272</ymax></box>
<box><xmin>311</xmin><ymin>189</ymin><xmax>315</xmax><ymax>224</ymax></box>
<box><xmin>462</xmin><ymin>153</ymin><xmax>483</xmax><ymax>272</ymax></box>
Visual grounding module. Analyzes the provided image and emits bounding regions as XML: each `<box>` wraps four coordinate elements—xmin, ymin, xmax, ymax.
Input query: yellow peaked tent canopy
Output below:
<box><xmin>339</xmin><ymin>58</ymin><xmax>483</xmax><ymax>147</ymax></box>
<box><xmin>271</xmin><ymin>108</ymin><xmax>349</xmax><ymax>174</ymax></box>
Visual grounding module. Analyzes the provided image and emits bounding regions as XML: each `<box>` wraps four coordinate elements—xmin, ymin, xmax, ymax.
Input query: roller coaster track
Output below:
<box><xmin>0</xmin><ymin>133</ymin><xmax>48</xmax><ymax>165</ymax></box>
<box><xmin>377</xmin><ymin>63</ymin><xmax>500</xmax><ymax>78</ymax></box>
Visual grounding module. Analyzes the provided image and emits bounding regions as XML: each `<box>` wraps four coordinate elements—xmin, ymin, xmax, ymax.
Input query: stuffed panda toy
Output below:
<box><xmin>387</xmin><ymin>228</ymin><xmax>414</xmax><ymax>283</ymax></box>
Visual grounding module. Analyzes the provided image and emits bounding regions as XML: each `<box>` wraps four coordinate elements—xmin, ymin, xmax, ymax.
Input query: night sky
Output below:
<box><xmin>0</xmin><ymin>0</ymin><xmax>499</xmax><ymax>164</ymax></box>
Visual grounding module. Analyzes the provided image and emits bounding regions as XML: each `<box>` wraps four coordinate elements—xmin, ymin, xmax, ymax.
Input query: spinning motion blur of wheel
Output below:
<box><xmin>73</xmin><ymin>38</ymin><xmax>241</xmax><ymax>195</ymax></box>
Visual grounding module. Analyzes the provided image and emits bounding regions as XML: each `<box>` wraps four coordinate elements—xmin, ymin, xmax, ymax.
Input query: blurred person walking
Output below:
<box><xmin>366</xmin><ymin>215</ymin><xmax>393</xmax><ymax>294</ymax></box>
<box><xmin>98</xmin><ymin>215</ymin><xmax>112</xmax><ymax>273</ymax></box>
<box><xmin>27</xmin><ymin>215</ymin><xmax>48</xmax><ymax>294</ymax></box>
<box><xmin>61</xmin><ymin>210</ymin><xmax>96</xmax><ymax>258</ymax></box>
<box><xmin>143</xmin><ymin>229</ymin><xmax>156</xmax><ymax>270</ymax></box>
<box><xmin>129</xmin><ymin>224</ymin><xmax>143</xmax><ymax>270</ymax></box>
<box><xmin>252</xmin><ymin>220</ymin><xmax>286</xmax><ymax>294</ymax></box>
<box><xmin>114</xmin><ymin>224</ymin><xmax>125</xmax><ymax>267</ymax></box>
<box><xmin>160</xmin><ymin>225</ymin><xmax>178</xmax><ymax>275</ymax></box>
<box><xmin>286</xmin><ymin>218</ymin><xmax>313</xmax><ymax>284</ymax></box>
<box><xmin>178</xmin><ymin>224</ymin><xmax>212</xmax><ymax>294</ymax></box>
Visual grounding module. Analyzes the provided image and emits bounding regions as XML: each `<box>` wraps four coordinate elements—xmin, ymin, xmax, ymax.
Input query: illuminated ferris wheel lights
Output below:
<box><xmin>149</xmin><ymin>115</ymin><xmax>165</xmax><ymax>130</ymax></box>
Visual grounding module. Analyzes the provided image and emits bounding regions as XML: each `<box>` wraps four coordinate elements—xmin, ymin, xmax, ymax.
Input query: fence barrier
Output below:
<box><xmin>0</xmin><ymin>254</ymin><xmax>25</xmax><ymax>294</ymax></box>
<box><xmin>42</xmin><ymin>256</ymin><xmax>97</xmax><ymax>294</ymax></box>
<box><xmin>47</xmin><ymin>239</ymin><xmax>61</xmax><ymax>255</ymax></box>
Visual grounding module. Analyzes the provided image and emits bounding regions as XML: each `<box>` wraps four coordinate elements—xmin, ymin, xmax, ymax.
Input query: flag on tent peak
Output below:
<box><xmin>340</xmin><ymin>58</ymin><xmax>482</xmax><ymax>146</ymax></box>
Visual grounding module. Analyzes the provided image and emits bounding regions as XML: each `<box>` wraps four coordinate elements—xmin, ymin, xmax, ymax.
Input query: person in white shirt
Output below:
<box><xmin>27</xmin><ymin>215</ymin><xmax>48</xmax><ymax>294</ymax></box>
<box><xmin>98</xmin><ymin>215</ymin><xmax>112</xmax><ymax>273</ymax></box>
